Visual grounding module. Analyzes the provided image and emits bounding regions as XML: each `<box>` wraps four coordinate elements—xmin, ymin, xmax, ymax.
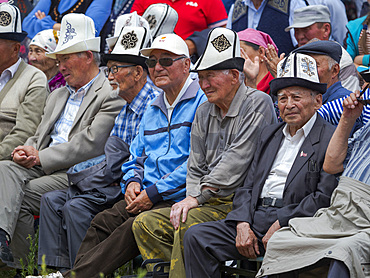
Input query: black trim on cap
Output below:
<box><xmin>153</xmin><ymin>4</ymin><xmax>169</xmax><ymax>38</ymax></box>
<box><xmin>270</xmin><ymin>77</ymin><xmax>327</xmax><ymax>96</ymax></box>
<box><xmin>102</xmin><ymin>54</ymin><xmax>148</xmax><ymax>70</ymax></box>
<box><xmin>191</xmin><ymin>57</ymin><xmax>244</xmax><ymax>72</ymax></box>
<box><xmin>0</xmin><ymin>31</ymin><xmax>28</xmax><ymax>42</ymax></box>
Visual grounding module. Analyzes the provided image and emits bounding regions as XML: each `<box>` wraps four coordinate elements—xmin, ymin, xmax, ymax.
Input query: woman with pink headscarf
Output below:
<box><xmin>238</xmin><ymin>28</ymin><xmax>280</xmax><ymax>96</ymax></box>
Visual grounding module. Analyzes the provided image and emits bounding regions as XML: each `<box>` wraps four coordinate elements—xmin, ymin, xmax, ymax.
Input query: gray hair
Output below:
<box><xmin>221</xmin><ymin>69</ymin><xmax>244</xmax><ymax>84</ymax></box>
<box><xmin>76</xmin><ymin>51</ymin><xmax>101</xmax><ymax>66</ymax></box>
<box><xmin>326</xmin><ymin>56</ymin><xmax>338</xmax><ymax>71</ymax></box>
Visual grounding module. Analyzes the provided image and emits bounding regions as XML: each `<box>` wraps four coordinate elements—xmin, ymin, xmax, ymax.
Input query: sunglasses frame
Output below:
<box><xmin>104</xmin><ymin>65</ymin><xmax>136</xmax><ymax>76</ymax></box>
<box><xmin>145</xmin><ymin>56</ymin><xmax>186</xmax><ymax>68</ymax></box>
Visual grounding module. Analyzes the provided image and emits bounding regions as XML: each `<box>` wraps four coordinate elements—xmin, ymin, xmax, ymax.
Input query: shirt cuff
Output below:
<box><xmin>362</xmin><ymin>55</ymin><xmax>370</xmax><ymax>66</ymax></box>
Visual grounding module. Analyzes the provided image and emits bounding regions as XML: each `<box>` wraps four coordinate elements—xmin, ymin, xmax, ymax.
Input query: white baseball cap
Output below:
<box><xmin>140</xmin><ymin>33</ymin><xmax>189</xmax><ymax>57</ymax></box>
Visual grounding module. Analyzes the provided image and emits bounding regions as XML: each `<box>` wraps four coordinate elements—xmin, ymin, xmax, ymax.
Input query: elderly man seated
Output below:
<box><xmin>132</xmin><ymin>27</ymin><xmax>277</xmax><ymax>278</ymax></box>
<box><xmin>183</xmin><ymin>53</ymin><xmax>339</xmax><ymax>278</ymax></box>
<box><xmin>0</xmin><ymin>13</ymin><xmax>124</xmax><ymax>268</ymax></box>
<box><xmin>36</xmin><ymin>25</ymin><xmax>159</xmax><ymax>272</ymax></box>
<box><xmin>0</xmin><ymin>3</ymin><xmax>47</xmax><ymax>161</ymax></box>
<box><xmin>257</xmin><ymin>92</ymin><xmax>370</xmax><ymax>278</ymax></box>
<box><xmin>28</xmin><ymin>29</ymin><xmax>66</xmax><ymax>93</ymax></box>
<box><xmin>42</xmin><ymin>33</ymin><xmax>207</xmax><ymax>278</ymax></box>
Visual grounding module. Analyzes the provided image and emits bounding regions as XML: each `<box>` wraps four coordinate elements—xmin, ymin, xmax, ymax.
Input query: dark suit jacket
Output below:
<box><xmin>226</xmin><ymin>115</ymin><xmax>338</xmax><ymax>227</ymax></box>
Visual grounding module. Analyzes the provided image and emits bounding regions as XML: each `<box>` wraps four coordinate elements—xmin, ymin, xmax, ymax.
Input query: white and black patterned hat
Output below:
<box><xmin>106</xmin><ymin>11</ymin><xmax>150</xmax><ymax>51</ymax></box>
<box><xmin>192</xmin><ymin>27</ymin><xmax>244</xmax><ymax>72</ymax></box>
<box><xmin>103</xmin><ymin>26</ymin><xmax>151</xmax><ymax>69</ymax></box>
<box><xmin>142</xmin><ymin>3</ymin><xmax>178</xmax><ymax>39</ymax></box>
<box><xmin>46</xmin><ymin>14</ymin><xmax>100</xmax><ymax>59</ymax></box>
<box><xmin>270</xmin><ymin>53</ymin><xmax>327</xmax><ymax>95</ymax></box>
<box><xmin>0</xmin><ymin>3</ymin><xmax>27</xmax><ymax>42</ymax></box>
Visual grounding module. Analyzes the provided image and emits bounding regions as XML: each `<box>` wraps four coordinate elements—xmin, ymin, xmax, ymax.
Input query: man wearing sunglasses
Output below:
<box><xmin>49</xmin><ymin>33</ymin><xmax>207</xmax><ymax>278</ymax></box>
<box><xmin>132</xmin><ymin>27</ymin><xmax>277</xmax><ymax>278</ymax></box>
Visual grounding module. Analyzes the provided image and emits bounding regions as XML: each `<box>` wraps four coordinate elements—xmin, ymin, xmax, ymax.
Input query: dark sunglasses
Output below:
<box><xmin>145</xmin><ymin>56</ymin><xmax>186</xmax><ymax>68</ymax></box>
<box><xmin>357</xmin><ymin>83</ymin><xmax>370</xmax><ymax>106</ymax></box>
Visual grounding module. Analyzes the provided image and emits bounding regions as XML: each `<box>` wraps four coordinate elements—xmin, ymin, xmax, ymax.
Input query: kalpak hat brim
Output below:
<box><xmin>46</xmin><ymin>37</ymin><xmax>100</xmax><ymax>59</ymax></box>
<box><xmin>102</xmin><ymin>54</ymin><xmax>148</xmax><ymax>70</ymax></box>
<box><xmin>191</xmin><ymin>57</ymin><xmax>244</xmax><ymax>72</ymax></box>
<box><xmin>0</xmin><ymin>31</ymin><xmax>27</xmax><ymax>42</ymax></box>
<box><xmin>270</xmin><ymin>77</ymin><xmax>327</xmax><ymax>96</ymax></box>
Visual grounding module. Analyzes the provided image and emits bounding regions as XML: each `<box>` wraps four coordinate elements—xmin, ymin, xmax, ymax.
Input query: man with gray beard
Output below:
<box><xmin>37</xmin><ymin>26</ymin><xmax>159</xmax><ymax>271</ymax></box>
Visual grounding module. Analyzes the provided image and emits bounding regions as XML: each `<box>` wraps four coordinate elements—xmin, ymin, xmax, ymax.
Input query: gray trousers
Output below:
<box><xmin>38</xmin><ymin>189</ymin><xmax>120</xmax><ymax>268</ymax></box>
<box><xmin>0</xmin><ymin>160</ymin><xmax>68</xmax><ymax>267</ymax></box>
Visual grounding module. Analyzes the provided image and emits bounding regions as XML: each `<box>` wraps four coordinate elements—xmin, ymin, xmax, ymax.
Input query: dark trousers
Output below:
<box><xmin>39</xmin><ymin>189</ymin><xmax>118</xmax><ymax>268</ymax></box>
<box><xmin>184</xmin><ymin>206</ymin><xmax>279</xmax><ymax>278</ymax></box>
<box><xmin>63</xmin><ymin>199</ymin><xmax>173</xmax><ymax>278</ymax></box>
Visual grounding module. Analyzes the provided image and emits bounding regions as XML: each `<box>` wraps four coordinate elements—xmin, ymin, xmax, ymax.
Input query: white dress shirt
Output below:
<box><xmin>0</xmin><ymin>58</ymin><xmax>21</xmax><ymax>92</ymax></box>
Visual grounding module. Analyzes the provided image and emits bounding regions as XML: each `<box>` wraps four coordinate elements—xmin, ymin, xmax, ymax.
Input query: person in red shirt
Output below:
<box><xmin>131</xmin><ymin>0</ymin><xmax>227</xmax><ymax>40</ymax></box>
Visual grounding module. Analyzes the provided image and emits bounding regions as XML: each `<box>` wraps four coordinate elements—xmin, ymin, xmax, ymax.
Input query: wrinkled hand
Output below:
<box><xmin>125</xmin><ymin>182</ymin><xmax>141</xmax><ymax>206</ymax></box>
<box><xmin>170</xmin><ymin>196</ymin><xmax>199</xmax><ymax>230</ymax></box>
<box><xmin>12</xmin><ymin>146</ymin><xmax>40</xmax><ymax>168</ymax></box>
<box><xmin>342</xmin><ymin>91</ymin><xmax>363</xmax><ymax>122</ymax></box>
<box><xmin>262</xmin><ymin>220</ymin><xmax>280</xmax><ymax>250</ymax></box>
<box><xmin>265</xmin><ymin>44</ymin><xmax>285</xmax><ymax>78</ymax></box>
<box><xmin>126</xmin><ymin>189</ymin><xmax>153</xmax><ymax>214</ymax></box>
<box><xmin>235</xmin><ymin>222</ymin><xmax>260</xmax><ymax>258</ymax></box>
<box><xmin>240</xmin><ymin>48</ymin><xmax>259</xmax><ymax>88</ymax></box>
<box><xmin>35</xmin><ymin>10</ymin><xmax>46</xmax><ymax>19</ymax></box>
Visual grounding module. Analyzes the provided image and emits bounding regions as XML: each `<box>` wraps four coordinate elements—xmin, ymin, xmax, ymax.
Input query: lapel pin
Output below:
<box><xmin>300</xmin><ymin>151</ymin><xmax>307</xmax><ymax>157</ymax></box>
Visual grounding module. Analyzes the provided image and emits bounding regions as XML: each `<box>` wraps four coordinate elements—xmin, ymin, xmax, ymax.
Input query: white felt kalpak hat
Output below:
<box><xmin>142</xmin><ymin>3</ymin><xmax>178</xmax><ymax>39</ymax></box>
<box><xmin>106</xmin><ymin>11</ymin><xmax>150</xmax><ymax>51</ymax></box>
<box><xmin>0</xmin><ymin>3</ymin><xmax>27</xmax><ymax>42</ymax></box>
<box><xmin>29</xmin><ymin>29</ymin><xmax>58</xmax><ymax>53</ymax></box>
<box><xmin>140</xmin><ymin>33</ymin><xmax>189</xmax><ymax>57</ymax></box>
<box><xmin>270</xmin><ymin>53</ymin><xmax>327</xmax><ymax>95</ymax></box>
<box><xmin>192</xmin><ymin>27</ymin><xmax>244</xmax><ymax>72</ymax></box>
<box><xmin>103</xmin><ymin>26</ymin><xmax>151</xmax><ymax>69</ymax></box>
<box><xmin>46</xmin><ymin>13</ymin><xmax>100</xmax><ymax>59</ymax></box>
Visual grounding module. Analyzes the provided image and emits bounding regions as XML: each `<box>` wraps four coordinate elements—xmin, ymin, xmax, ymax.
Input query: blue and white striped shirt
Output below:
<box><xmin>49</xmin><ymin>74</ymin><xmax>99</xmax><ymax>147</ymax></box>
<box><xmin>318</xmin><ymin>88</ymin><xmax>370</xmax><ymax>129</ymax></box>
<box><xmin>343</xmin><ymin>121</ymin><xmax>370</xmax><ymax>184</ymax></box>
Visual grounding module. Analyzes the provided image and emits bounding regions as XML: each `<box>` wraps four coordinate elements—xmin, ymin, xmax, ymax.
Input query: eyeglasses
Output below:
<box><xmin>145</xmin><ymin>56</ymin><xmax>186</xmax><ymax>68</ymax></box>
<box><xmin>104</xmin><ymin>65</ymin><xmax>135</xmax><ymax>76</ymax></box>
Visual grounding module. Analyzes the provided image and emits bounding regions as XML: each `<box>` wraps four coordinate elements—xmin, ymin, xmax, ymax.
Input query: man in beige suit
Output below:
<box><xmin>0</xmin><ymin>13</ymin><xmax>125</xmax><ymax>268</ymax></box>
<box><xmin>0</xmin><ymin>3</ymin><xmax>48</xmax><ymax>161</ymax></box>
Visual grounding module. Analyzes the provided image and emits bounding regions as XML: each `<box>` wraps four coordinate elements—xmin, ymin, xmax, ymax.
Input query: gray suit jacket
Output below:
<box><xmin>25</xmin><ymin>72</ymin><xmax>125</xmax><ymax>174</ymax></box>
<box><xmin>226</xmin><ymin>115</ymin><xmax>338</xmax><ymax>227</ymax></box>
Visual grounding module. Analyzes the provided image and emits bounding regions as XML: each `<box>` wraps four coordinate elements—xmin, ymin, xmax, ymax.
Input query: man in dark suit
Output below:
<box><xmin>183</xmin><ymin>52</ymin><xmax>339</xmax><ymax>278</ymax></box>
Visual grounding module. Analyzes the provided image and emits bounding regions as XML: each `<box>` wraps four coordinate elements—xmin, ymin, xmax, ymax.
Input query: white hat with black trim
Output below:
<box><xmin>46</xmin><ymin>13</ymin><xmax>100</xmax><ymax>59</ymax></box>
<box><xmin>103</xmin><ymin>26</ymin><xmax>151</xmax><ymax>70</ymax></box>
<box><xmin>270</xmin><ymin>53</ymin><xmax>327</xmax><ymax>95</ymax></box>
<box><xmin>106</xmin><ymin>11</ymin><xmax>150</xmax><ymax>51</ymax></box>
<box><xmin>192</xmin><ymin>27</ymin><xmax>244</xmax><ymax>72</ymax></box>
<box><xmin>0</xmin><ymin>3</ymin><xmax>27</xmax><ymax>42</ymax></box>
<box><xmin>142</xmin><ymin>3</ymin><xmax>178</xmax><ymax>39</ymax></box>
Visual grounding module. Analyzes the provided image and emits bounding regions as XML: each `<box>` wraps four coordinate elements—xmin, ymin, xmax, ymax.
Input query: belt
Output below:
<box><xmin>258</xmin><ymin>197</ymin><xmax>283</xmax><ymax>208</ymax></box>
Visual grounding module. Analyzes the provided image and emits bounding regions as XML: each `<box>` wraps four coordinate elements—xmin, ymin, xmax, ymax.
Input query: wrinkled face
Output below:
<box><xmin>0</xmin><ymin>39</ymin><xmax>19</xmax><ymax>72</ymax></box>
<box><xmin>198</xmin><ymin>69</ymin><xmax>235</xmax><ymax>106</ymax></box>
<box><xmin>106</xmin><ymin>60</ymin><xmax>136</xmax><ymax>100</ymax></box>
<box><xmin>148</xmin><ymin>49</ymin><xmax>189</xmax><ymax>91</ymax></box>
<box><xmin>294</xmin><ymin>23</ymin><xmax>328</xmax><ymax>47</ymax></box>
<box><xmin>56</xmin><ymin>53</ymin><xmax>89</xmax><ymax>89</ymax></box>
<box><xmin>277</xmin><ymin>86</ymin><xmax>322</xmax><ymax>130</ymax></box>
<box><xmin>28</xmin><ymin>45</ymin><xmax>57</xmax><ymax>74</ymax></box>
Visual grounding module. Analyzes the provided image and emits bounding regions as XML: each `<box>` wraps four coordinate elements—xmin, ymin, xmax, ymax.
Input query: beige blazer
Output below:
<box><xmin>25</xmin><ymin>71</ymin><xmax>125</xmax><ymax>174</ymax></box>
<box><xmin>0</xmin><ymin>60</ymin><xmax>48</xmax><ymax>160</ymax></box>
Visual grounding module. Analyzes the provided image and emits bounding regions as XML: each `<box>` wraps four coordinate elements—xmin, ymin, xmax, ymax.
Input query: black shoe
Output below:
<box><xmin>0</xmin><ymin>230</ymin><xmax>14</xmax><ymax>263</ymax></box>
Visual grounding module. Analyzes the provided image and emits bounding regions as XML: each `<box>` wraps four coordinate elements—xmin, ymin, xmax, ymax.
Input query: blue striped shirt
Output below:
<box><xmin>343</xmin><ymin>121</ymin><xmax>370</xmax><ymax>184</ymax></box>
<box><xmin>70</xmin><ymin>82</ymin><xmax>159</xmax><ymax>172</ymax></box>
<box><xmin>49</xmin><ymin>74</ymin><xmax>99</xmax><ymax>147</ymax></box>
<box><xmin>318</xmin><ymin>88</ymin><xmax>370</xmax><ymax>128</ymax></box>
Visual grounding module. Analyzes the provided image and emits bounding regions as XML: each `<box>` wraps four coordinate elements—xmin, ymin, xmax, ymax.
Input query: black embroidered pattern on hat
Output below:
<box><xmin>211</xmin><ymin>34</ymin><xmax>231</xmax><ymax>53</ymax></box>
<box><xmin>121</xmin><ymin>30</ymin><xmax>138</xmax><ymax>50</ymax></box>
<box><xmin>279</xmin><ymin>59</ymin><xmax>290</xmax><ymax>77</ymax></box>
<box><xmin>0</xmin><ymin>11</ymin><xmax>11</xmax><ymax>27</ymax></box>
<box><xmin>145</xmin><ymin>14</ymin><xmax>157</xmax><ymax>30</ymax></box>
<box><xmin>301</xmin><ymin>57</ymin><xmax>315</xmax><ymax>77</ymax></box>
<box><xmin>62</xmin><ymin>21</ymin><xmax>77</xmax><ymax>45</ymax></box>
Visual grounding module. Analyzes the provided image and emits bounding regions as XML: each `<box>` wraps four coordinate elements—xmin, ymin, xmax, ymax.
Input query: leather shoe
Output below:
<box><xmin>0</xmin><ymin>236</ymin><xmax>14</xmax><ymax>263</ymax></box>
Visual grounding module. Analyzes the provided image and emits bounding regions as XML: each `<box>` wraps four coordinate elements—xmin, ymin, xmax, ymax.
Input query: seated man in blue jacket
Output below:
<box><xmin>57</xmin><ymin>33</ymin><xmax>207</xmax><ymax>278</ymax></box>
<box><xmin>183</xmin><ymin>53</ymin><xmax>339</xmax><ymax>278</ymax></box>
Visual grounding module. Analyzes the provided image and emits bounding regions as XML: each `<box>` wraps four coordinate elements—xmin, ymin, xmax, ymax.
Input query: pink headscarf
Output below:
<box><xmin>237</xmin><ymin>28</ymin><xmax>278</xmax><ymax>53</ymax></box>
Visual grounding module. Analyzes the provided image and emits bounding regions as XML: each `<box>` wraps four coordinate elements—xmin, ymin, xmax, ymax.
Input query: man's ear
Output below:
<box><xmin>134</xmin><ymin>65</ymin><xmax>144</xmax><ymax>81</ymax></box>
<box><xmin>323</xmin><ymin>23</ymin><xmax>331</xmax><ymax>40</ymax></box>
<box><xmin>230</xmin><ymin>69</ymin><xmax>240</xmax><ymax>84</ymax></box>
<box><xmin>331</xmin><ymin>63</ymin><xmax>340</xmax><ymax>79</ymax></box>
<box><xmin>314</xmin><ymin>92</ymin><xmax>323</xmax><ymax>110</ymax></box>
